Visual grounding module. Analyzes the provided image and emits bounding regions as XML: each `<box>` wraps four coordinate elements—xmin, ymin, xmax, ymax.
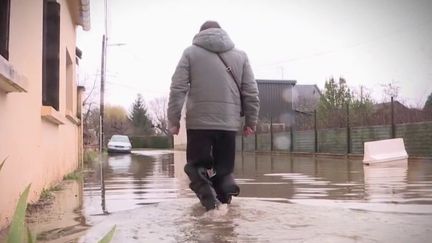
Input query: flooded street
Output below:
<box><xmin>29</xmin><ymin>150</ymin><xmax>432</xmax><ymax>242</ymax></box>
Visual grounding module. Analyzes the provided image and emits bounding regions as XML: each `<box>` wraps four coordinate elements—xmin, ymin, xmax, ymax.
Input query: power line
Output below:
<box><xmin>105</xmin><ymin>81</ymin><xmax>168</xmax><ymax>95</ymax></box>
<box><xmin>256</xmin><ymin>17</ymin><xmax>432</xmax><ymax>69</ymax></box>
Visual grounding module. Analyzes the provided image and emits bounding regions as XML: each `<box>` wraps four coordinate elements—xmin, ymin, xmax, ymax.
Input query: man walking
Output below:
<box><xmin>168</xmin><ymin>21</ymin><xmax>260</xmax><ymax>210</ymax></box>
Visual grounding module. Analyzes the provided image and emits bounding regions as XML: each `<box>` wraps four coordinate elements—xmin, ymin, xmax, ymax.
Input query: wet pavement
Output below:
<box><xmin>28</xmin><ymin>150</ymin><xmax>432</xmax><ymax>242</ymax></box>
<box><xmin>26</xmin><ymin>180</ymin><xmax>88</xmax><ymax>243</ymax></box>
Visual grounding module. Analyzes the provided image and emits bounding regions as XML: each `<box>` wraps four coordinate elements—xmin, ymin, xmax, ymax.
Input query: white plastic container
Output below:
<box><xmin>363</xmin><ymin>138</ymin><xmax>408</xmax><ymax>165</ymax></box>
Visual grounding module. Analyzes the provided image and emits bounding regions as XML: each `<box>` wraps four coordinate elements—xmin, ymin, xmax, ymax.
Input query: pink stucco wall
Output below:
<box><xmin>0</xmin><ymin>0</ymin><xmax>84</xmax><ymax>229</ymax></box>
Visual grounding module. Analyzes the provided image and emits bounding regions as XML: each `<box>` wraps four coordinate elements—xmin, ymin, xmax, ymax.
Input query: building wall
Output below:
<box><xmin>0</xmin><ymin>0</ymin><xmax>83</xmax><ymax>229</ymax></box>
<box><xmin>174</xmin><ymin>110</ymin><xmax>187</xmax><ymax>150</ymax></box>
<box><xmin>292</xmin><ymin>85</ymin><xmax>321</xmax><ymax>113</ymax></box>
<box><xmin>256</xmin><ymin>80</ymin><xmax>296</xmax><ymax>124</ymax></box>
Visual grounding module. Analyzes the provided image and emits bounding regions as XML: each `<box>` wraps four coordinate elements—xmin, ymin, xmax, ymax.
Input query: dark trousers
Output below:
<box><xmin>185</xmin><ymin>129</ymin><xmax>238</xmax><ymax>208</ymax></box>
<box><xmin>186</xmin><ymin>129</ymin><xmax>236</xmax><ymax>177</ymax></box>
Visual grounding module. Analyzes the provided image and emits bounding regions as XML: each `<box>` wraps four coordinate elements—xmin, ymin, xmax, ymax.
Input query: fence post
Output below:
<box><xmin>391</xmin><ymin>96</ymin><xmax>395</xmax><ymax>138</ymax></box>
<box><xmin>171</xmin><ymin>135</ymin><xmax>174</xmax><ymax>149</ymax></box>
<box><xmin>255</xmin><ymin>128</ymin><xmax>258</xmax><ymax>151</ymax></box>
<box><xmin>290</xmin><ymin>126</ymin><xmax>294</xmax><ymax>153</ymax></box>
<box><xmin>346</xmin><ymin>103</ymin><xmax>351</xmax><ymax>154</ymax></box>
<box><xmin>270</xmin><ymin>117</ymin><xmax>273</xmax><ymax>151</ymax></box>
<box><xmin>241</xmin><ymin>132</ymin><xmax>244</xmax><ymax>152</ymax></box>
<box><xmin>314</xmin><ymin>110</ymin><xmax>318</xmax><ymax>153</ymax></box>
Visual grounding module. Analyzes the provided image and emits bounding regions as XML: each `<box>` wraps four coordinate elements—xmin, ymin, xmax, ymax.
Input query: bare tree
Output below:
<box><xmin>105</xmin><ymin>105</ymin><xmax>131</xmax><ymax>139</ymax></box>
<box><xmin>83</xmin><ymin>106</ymin><xmax>100</xmax><ymax>145</ymax></box>
<box><xmin>149</xmin><ymin>97</ymin><xmax>169</xmax><ymax>135</ymax></box>
<box><xmin>380</xmin><ymin>81</ymin><xmax>400</xmax><ymax>102</ymax></box>
<box><xmin>80</xmin><ymin>73</ymin><xmax>101</xmax><ymax>146</ymax></box>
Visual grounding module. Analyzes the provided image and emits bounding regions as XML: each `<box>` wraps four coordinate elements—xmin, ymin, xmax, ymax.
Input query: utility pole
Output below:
<box><xmin>99</xmin><ymin>35</ymin><xmax>106</xmax><ymax>152</ymax></box>
<box><xmin>99</xmin><ymin>0</ymin><xmax>108</xmax><ymax>152</ymax></box>
<box><xmin>279</xmin><ymin>66</ymin><xmax>285</xmax><ymax>80</ymax></box>
<box><xmin>100</xmin><ymin>0</ymin><xmax>109</xmax><ymax>214</ymax></box>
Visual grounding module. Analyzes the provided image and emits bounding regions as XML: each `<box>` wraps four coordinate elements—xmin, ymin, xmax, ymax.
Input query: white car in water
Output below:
<box><xmin>107</xmin><ymin>135</ymin><xmax>132</xmax><ymax>153</ymax></box>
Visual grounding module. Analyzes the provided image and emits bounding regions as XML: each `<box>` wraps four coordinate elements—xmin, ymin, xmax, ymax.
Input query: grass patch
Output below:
<box><xmin>2</xmin><ymin>157</ymin><xmax>116</xmax><ymax>243</ymax></box>
<box><xmin>36</xmin><ymin>184</ymin><xmax>61</xmax><ymax>204</ymax></box>
<box><xmin>39</xmin><ymin>188</ymin><xmax>54</xmax><ymax>202</ymax></box>
<box><xmin>84</xmin><ymin>149</ymin><xmax>98</xmax><ymax>164</ymax></box>
<box><xmin>50</xmin><ymin>184</ymin><xmax>62</xmax><ymax>191</ymax></box>
<box><xmin>63</xmin><ymin>170</ymin><xmax>82</xmax><ymax>180</ymax></box>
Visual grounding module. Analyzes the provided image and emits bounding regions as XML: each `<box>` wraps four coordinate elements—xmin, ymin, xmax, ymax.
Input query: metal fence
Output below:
<box><xmin>237</xmin><ymin>98</ymin><xmax>432</xmax><ymax>158</ymax></box>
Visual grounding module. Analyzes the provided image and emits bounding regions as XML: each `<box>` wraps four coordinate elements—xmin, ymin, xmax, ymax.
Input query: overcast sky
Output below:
<box><xmin>77</xmin><ymin>0</ymin><xmax>432</xmax><ymax>110</ymax></box>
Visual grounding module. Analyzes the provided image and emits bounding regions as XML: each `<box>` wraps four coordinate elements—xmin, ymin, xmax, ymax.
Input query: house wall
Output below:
<box><xmin>174</xmin><ymin>110</ymin><xmax>187</xmax><ymax>150</ymax></box>
<box><xmin>292</xmin><ymin>85</ymin><xmax>321</xmax><ymax>113</ymax></box>
<box><xmin>0</xmin><ymin>0</ymin><xmax>83</xmax><ymax>229</ymax></box>
<box><xmin>256</xmin><ymin>80</ymin><xmax>296</xmax><ymax>124</ymax></box>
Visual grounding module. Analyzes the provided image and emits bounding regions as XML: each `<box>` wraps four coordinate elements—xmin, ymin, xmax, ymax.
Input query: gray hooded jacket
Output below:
<box><xmin>168</xmin><ymin>28</ymin><xmax>260</xmax><ymax>131</ymax></box>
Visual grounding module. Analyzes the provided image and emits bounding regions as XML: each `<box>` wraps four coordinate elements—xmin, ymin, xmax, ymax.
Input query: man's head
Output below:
<box><xmin>200</xmin><ymin>21</ymin><xmax>221</xmax><ymax>32</ymax></box>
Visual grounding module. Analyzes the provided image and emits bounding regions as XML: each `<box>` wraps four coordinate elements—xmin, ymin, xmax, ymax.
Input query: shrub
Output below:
<box><xmin>129</xmin><ymin>136</ymin><xmax>172</xmax><ymax>149</ymax></box>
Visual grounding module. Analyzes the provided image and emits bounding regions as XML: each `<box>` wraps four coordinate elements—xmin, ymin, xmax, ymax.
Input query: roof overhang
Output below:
<box><xmin>68</xmin><ymin>0</ymin><xmax>91</xmax><ymax>31</ymax></box>
<box><xmin>78</xmin><ymin>0</ymin><xmax>91</xmax><ymax>31</ymax></box>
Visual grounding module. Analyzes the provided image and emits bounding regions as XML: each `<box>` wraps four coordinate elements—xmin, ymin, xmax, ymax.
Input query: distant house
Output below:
<box><xmin>292</xmin><ymin>84</ymin><xmax>321</xmax><ymax>113</ymax></box>
<box><xmin>174</xmin><ymin>80</ymin><xmax>322</xmax><ymax>148</ymax></box>
<box><xmin>256</xmin><ymin>80</ymin><xmax>322</xmax><ymax>125</ymax></box>
<box><xmin>372</xmin><ymin>101</ymin><xmax>430</xmax><ymax>124</ymax></box>
<box><xmin>0</xmin><ymin>0</ymin><xmax>90</xmax><ymax>229</ymax></box>
<box><xmin>256</xmin><ymin>79</ymin><xmax>296</xmax><ymax>123</ymax></box>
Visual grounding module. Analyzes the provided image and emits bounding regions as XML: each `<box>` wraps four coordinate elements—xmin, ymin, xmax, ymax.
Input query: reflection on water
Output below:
<box><xmin>78</xmin><ymin>150</ymin><xmax>432</xmax><ymax>242</ymax></box>
<box><xmin>235</xmin><ymin>154</ymin><xmax>432</xmax><ymax>212</ymax></box>
<box><xmin>81</xmin><ymin>197</ymin><xmax>432</xmax><ymax>243</ymax></box>
<box><xmin>24</xmin><ymin>180</ymin><xmax>88</xmax><ymax>243</ymax></box>
<box><xmin>363</xmin><ymin>160</ymin><xmax>408</xmax><ymax>203</ymax></box>
<box><xmin>84</xmin><ymin>151</ymin><xmax>432</xmax><ymax>219</ymax></box>
<box><xmin>17</xmin><ymin>150</ymin><xmax>432</xmax><ymax>242</ymax></box>
<box><xmin>235</xmin><ymin>154</ymin><xmax>363</xmax><ymax>202</ymax></box>
<box><xmin>84</xmin><ymin>151</ymin><xmax>194</xmax><ymax>222</ymax></box>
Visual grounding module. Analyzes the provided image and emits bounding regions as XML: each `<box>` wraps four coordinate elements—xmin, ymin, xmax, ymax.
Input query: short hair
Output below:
<box><xmin>200</xmin><ymin>21</ymin><xmax>221</xmax><ymax>32</ymax></box>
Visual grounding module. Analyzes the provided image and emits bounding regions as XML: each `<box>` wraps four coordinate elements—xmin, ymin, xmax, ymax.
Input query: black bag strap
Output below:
<box><xmin>216</xmin><ymin>53</ymin><xmax>242</xmax><ymax>95</ymax></box>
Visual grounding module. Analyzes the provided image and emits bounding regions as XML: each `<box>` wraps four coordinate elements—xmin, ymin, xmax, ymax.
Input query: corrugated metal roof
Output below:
<box><xmin>256</xmin><ymin>79</ymin><xmax>297</xmax><ymax>85</ymax></box>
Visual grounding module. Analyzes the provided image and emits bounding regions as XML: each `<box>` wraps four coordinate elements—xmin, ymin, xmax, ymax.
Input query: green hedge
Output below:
<box><xmin>130</xmin><ymin>136</ymin><xmax>173</xmax><ymax>148</ymax></box>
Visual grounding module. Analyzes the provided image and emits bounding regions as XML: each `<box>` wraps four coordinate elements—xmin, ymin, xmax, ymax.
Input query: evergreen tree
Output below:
<box><xmin>317</xmin><ymin>78</ymin><xmax>378</xmax><ymax>127</ymax></box>
<box><xmin>129</xmin><ymin>94</ymin><xmax>153</xmax><ymax>135</ymax></box>
<box><xmin>317</xmin><ymin>77</ymin><xmax>353</xmax><ymax>128</ymax></box>
<box><xmin>350</xmin><ymin>87</ymin><xmax>375</xmax><ymax>126</ymax></box>
<box><xmin>319</xmin><ymin>77</ymin><xmax>352</xmax><ymax>110</ymax></box>
<box><xmin>424</xmin><ymin>92</ymin><xmax>432</xmax><ymax>110</ymax></box>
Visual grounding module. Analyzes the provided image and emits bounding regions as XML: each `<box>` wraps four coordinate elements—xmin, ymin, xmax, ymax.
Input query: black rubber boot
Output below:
<box><xmin>184</xmin><ymin>164</ymin><xmax>221</xmax><ymax>210</ymax></box>
<box><xmin>211</xmin><ymin>174</ymin><xmax>240</xmax><ymax>204</ymax></box>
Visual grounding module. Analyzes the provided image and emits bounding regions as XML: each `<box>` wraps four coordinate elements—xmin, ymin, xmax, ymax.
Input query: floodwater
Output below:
<box><xmin>28</xmin><ymin>151</ymin><xmax>432</xmax><ymax>242</ymax></box>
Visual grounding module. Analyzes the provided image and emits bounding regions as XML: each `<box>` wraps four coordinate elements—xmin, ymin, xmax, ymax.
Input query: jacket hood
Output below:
<box><xmin>193</xmin><ymin>28</ymin><xmax>235</xmax><ymax>53</ymax></box>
